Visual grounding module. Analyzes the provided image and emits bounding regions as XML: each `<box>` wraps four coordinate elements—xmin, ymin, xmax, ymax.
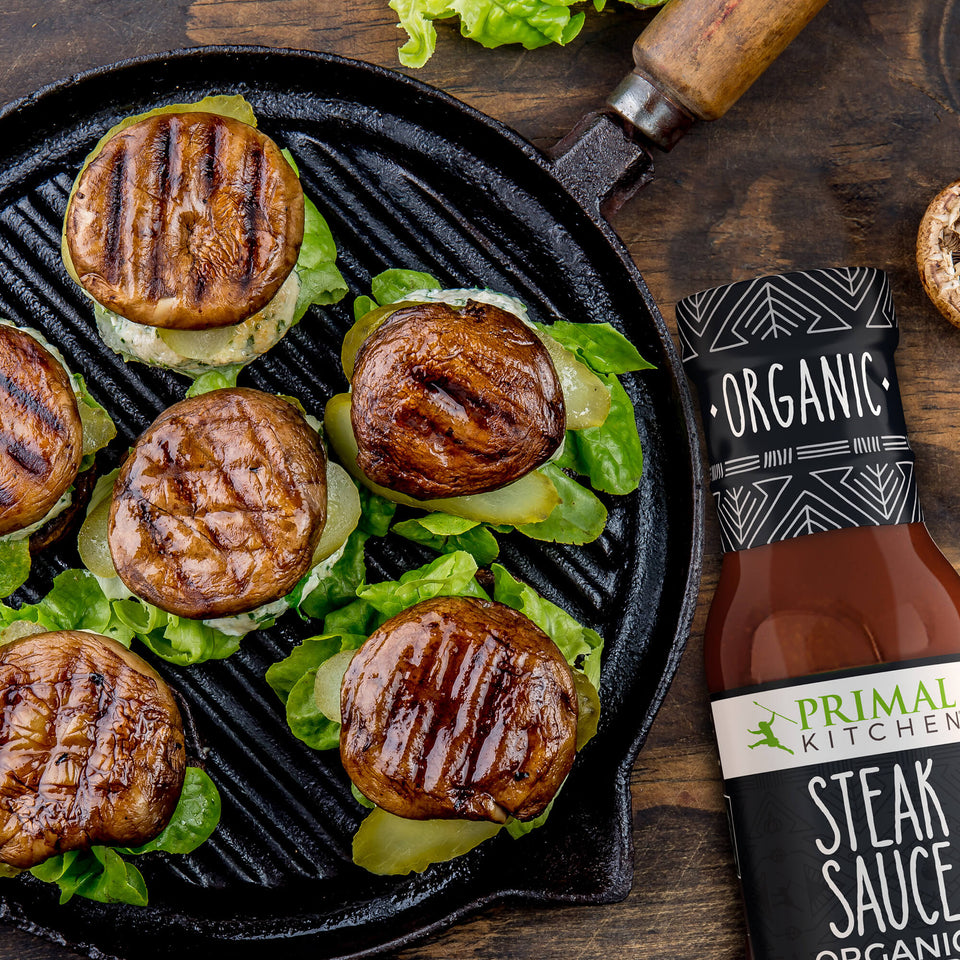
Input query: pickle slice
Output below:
<box><xmin>312</xmin><ymin>462</ymin><xmax>361</xmax><ymax>563</ymax></box>
<box><xmin>537</xmin><ymin>329</ymin><xmax>610</xmax><ymax>429</ymax></box>
<box><xmin>352</xmin><ymin>806</ymin><xmax>502</xmax><ymax>875</ymax></box>
<box><xmin>341</xmin><ymin>303</ymin><xmax>414</xmax><ymax>380</ymax></box>
<box><xmin>77</xmin><ymin>488</ymin><xmax>116</xmax><ymax>579</ymax></box>
<box><xmin>77</xmin><ymin>396</ymin><xmax>117</xmax><ymax>457</ymax></box>
<box><xmin>324</xmin><ymin>392</ymin><xmax>560</xmax><ymax>525</ymax></box>
<box><xmin>313</xmin><ymin>648</ymin><xmax>356</xmax><ymax>723</ymax></box>
<box><xmin>157</xmin><ymin>324</ymin><xmax>241</xmax><ymax>361</ymax></box>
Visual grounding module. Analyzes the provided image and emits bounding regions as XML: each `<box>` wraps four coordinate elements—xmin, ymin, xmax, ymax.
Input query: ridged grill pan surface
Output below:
<box><xmin>0</xmin><ymin>46</ymin><xmax>702</xmax><ymax>960</ymax></box>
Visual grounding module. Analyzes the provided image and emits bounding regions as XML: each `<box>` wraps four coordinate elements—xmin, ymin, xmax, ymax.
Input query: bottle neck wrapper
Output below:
<box><xmin>676</xmin><ymin>267</ymin><xmax>921</xmax><ymax>552</ymax></box>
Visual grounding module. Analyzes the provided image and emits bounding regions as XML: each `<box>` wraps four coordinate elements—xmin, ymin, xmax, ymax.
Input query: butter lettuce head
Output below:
<box><xmin>390</xmin><ymin>0</ymin><xmax>664</xmax><ymax>68</ymax></box>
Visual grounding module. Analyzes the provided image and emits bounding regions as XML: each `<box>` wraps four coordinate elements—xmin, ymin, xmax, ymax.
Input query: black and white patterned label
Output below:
<box><xmin>676</xmin><ymin>268</ymin><xmax>922</xmax><ymax>551</ymax></box>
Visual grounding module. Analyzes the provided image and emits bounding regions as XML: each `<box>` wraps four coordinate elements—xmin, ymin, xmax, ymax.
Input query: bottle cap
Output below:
<box><xmin>676</xmin><ymin>267</ymin><xmax>922</xmax><ymax>552</ymax></box>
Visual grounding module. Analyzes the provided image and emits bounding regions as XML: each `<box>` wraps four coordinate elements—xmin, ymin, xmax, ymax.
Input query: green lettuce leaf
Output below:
<box><xmin>491</xmin><ymin>563</ymin><xmax>603</xmax><ymax>687</ymax></box>
<box><xmin>370</xmin><ymin>268</ymin><xmax>441</xmax><ymax>306</ymax></box>
<box><xmin>390</xmin><ymin>0</ymin><xmax>442</xmax><ymax>67</ymax></box>
<box><xmin>357</xmin><ymin>551</ymin><xmax>488</xmax><ymax>618</ymax></box>
<box><xmin>123</xmin><ymin>768</ymin><xmax>221</xmax><ymax>856</ymax></box>
<box><xmin>536</xmin><ymin>320</ymin><xmax>654</xmax><ymax>375</ymax></box>
<box><xmin>297</xmin><ymin>529</ymin><xmax>369</xmax><ymax>621</ymax></box>
<box><xmin>0</xmin><ymin>569</ymin><xmax>134</xmax><ymax>647</ymax></box>
<box><xmin>286</xmin><ymin>669</ymin><xmax>339</xmax><ymax>751</ymax></box>
<box><xmin>0</xmin><ymin>565</ymin><xmax>242</xmax><ymax>665</ymax></box>
<box><xmin>0</xmin><ymin>540</ymin><xmax>31</xmax><ymax>600</ymax></box>
<box><xmin>323</xmin><ymin>598</ymin><xmax>382</xmax><ymax>637</ymax></box>
<box><xmin>253</xmin><ymin>145</ymin><xmax>347</xmax><ymax>320</ymax></box>
<box><xmin>112</xmin><ymin>601</ymin><xmax>243</xmax><ymax>665</ymax></box>
<box><xmin>554</xmin><ymin>374</ymin><xmax>643</xmax><ymax>495</ymax></box>
<box><xmin>390</xmin><ymin>0</ymin><xmax>586</xmax><ymax>68</ymax></box>
<box><xmin>27</xmin><ymin>767</ymin><xmax>222</xmax><ymax>906</ymax></box>
<box><xmin>392</xmin><ymin>513</ymin><xmax>500</xmax><ymax>566</ymax></box>
<box><xmin>353</xmin><ymin>295</ymin><xmax>377</xmax><ymax>322</ymax></box>
<box><xmin>185</xmin><ymin>365</ymin><xmax>242</xmax><ymax>398</ymax></box>
<box><xmin>356</xmin><ymin>486</ymin><xmax>398</xmax><ymax>537</ymax></box>
<box><xmin>515</xmin><ymin>463</ymin><xmax>607</xmax><ymax>544</ymax></box>
<box><xmin>293</xmin><ymin>195</ymin><xmax>348</xmax><ymax>318</ymax></box>
<box><xmin>31</xmin><ymin>848</ymin><xmax>148</xmax><ymax>907</ymax></box>
<box><xmin>267</xmin><ymin>633</ymin><xmax>366</xmax><ymax>749</ymax></box>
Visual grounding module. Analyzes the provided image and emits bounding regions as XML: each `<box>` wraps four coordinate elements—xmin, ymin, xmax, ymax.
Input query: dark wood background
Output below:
<box><xmin>0</xmin><ymin>0</ymin><xmax>956</xmax><ymax>956</ymax></box>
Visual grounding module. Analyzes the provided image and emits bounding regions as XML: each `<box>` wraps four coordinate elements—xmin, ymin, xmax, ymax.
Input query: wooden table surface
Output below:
<box><xmin>0</xmin><ymin>0</ymin><xmax>956</xmax><ymax>957</ymax></box>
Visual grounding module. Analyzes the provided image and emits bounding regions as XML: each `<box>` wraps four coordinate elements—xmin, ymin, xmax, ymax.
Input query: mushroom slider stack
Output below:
<box><xmin>325</xmin><ymin>272</ymin><xmax>649</xmax><ymax>544</ymax></box>
<box><xmin>78</xmin><ymin>387</ymin><xmax>361</xmax><ymax>657</ymax></box>
<box><xmin>0</xmin><ymin>629</ymin><xmax>220</xmax><ymax>905</ymax></box>
<box><xmin>110</xmin><ymin>388</ymin><xmax>327</xmax><ymax>620</ymax></box>
<box><xmin>0</xmin><ymin>630</ymin><xmax>186</xmax><ymax>870</ymax></box>
<box><xmin>62</xmin><ymin>96</ymin><xmax>346</xmax><ymax>379</ymax></box>
<box><xmin>349</xmin><ymin>300</ymin><xmax>566</xmax><ymax>499</ymax></box>
<box><xmin>276</xmin><ymin>550</ymin><xmax>604</xmax><ymax>876</ymax></box>
<box><xmin>0</xmin><ymin>320</ymin><xmax>115</xmax><ymax>597</ymax></box>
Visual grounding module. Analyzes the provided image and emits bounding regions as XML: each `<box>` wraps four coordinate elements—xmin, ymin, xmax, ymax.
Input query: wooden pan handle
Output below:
<box><xmin>609</xmin><ymin>0</ymin><xmax>830</xmax><ymax>149</ymax></box>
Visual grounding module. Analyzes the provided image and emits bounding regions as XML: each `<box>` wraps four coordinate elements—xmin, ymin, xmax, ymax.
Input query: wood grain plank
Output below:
<box><xmin>0</xmin><ymin>0</ymin><xmax>954</xmax><ymax>958</ymax></box>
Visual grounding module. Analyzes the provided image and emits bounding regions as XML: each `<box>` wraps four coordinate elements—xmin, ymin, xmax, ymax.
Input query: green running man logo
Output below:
<box><xmin>747</xmin><ymin>702</ymin><xmax>797</xmax><ymax>754</ymax></box>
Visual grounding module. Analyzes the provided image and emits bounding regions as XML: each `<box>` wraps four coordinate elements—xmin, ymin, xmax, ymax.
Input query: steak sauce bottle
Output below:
<box><xmin>676</xmin><ymin>267</ymin><xmax>960</xmax><ymax>960</ymax></box>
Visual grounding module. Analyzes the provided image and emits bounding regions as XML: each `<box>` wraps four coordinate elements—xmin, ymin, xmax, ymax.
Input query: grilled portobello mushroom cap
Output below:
<box><xmin>64</xmin><ymin>111</ymin><xmax>304</xmax><ymax>331</ymax></box>
<box><xmin>109</xmin><ymin>388</ymin><xmax>328</xmax><ymax>620</ymax></box>
<box><xmin>350</xmin><ymin>300</ymin><xmax>565</xmax><ymax>499</ymax></box>
<box><xmin>0</xmin><ymin>324</ymin><xmax>83</xmax><ymax>537</ymax></box>
<box><xmin>340</xmin><ymin>596</ymin><xmax>578</xmax><ymax>823</ymax></box>
<box><xmin>0</xmin><ymin>630</ymin><xmax>186</xmax><ymax>870</ymax></box>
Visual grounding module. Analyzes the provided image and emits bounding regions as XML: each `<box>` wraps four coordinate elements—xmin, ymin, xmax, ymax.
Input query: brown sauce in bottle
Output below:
<box><xmin>706</xmin><ymin>522</ymin><xmax>960</xmax><ymax>693</ymax></box>
<box><xmin>677</xmin><ymin>268</ymin><xmax>960</xmax><ymax>959</ymax></box>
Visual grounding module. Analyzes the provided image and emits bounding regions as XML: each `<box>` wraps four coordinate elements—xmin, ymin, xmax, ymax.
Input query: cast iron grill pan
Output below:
<box><xmin>0</xmin><ymin>47</ymin><xmax>701</xmax><ymax>960</ymax></box>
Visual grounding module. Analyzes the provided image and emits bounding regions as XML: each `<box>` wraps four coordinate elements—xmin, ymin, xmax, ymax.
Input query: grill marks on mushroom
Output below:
<box><xmin>350</xmin><ymin>301</ymin><xmax>565</xmax><ymax>498</ymax></box>
<box><xmin>0</xmin><ymin>631</ymin><xmax>186</xmax><ymax>870</ymax></box>
<box><xmin>340</xmin><ymin>597</ymin><xmax>578</xmax><ymax>823</ymax></box>
<box><xmin>0</xmin><ymin>325</ymin><xmax>82</xmax><ymax>537</ymax></box>
<box><xmin>65</xmin><ymin>112</ymin><xmax>304</xmax><ymax>330</ymax></box>
<box><xmin>109</xmin><ymin>388</ymin><xmax>327</xmax><ymax>619</ymax></box>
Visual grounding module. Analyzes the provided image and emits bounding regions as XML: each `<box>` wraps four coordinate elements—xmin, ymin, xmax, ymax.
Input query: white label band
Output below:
<box><xmin>712</xmin><ymin>660</ymin><xmax>960</xmax><ymax>779</ymax></box>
